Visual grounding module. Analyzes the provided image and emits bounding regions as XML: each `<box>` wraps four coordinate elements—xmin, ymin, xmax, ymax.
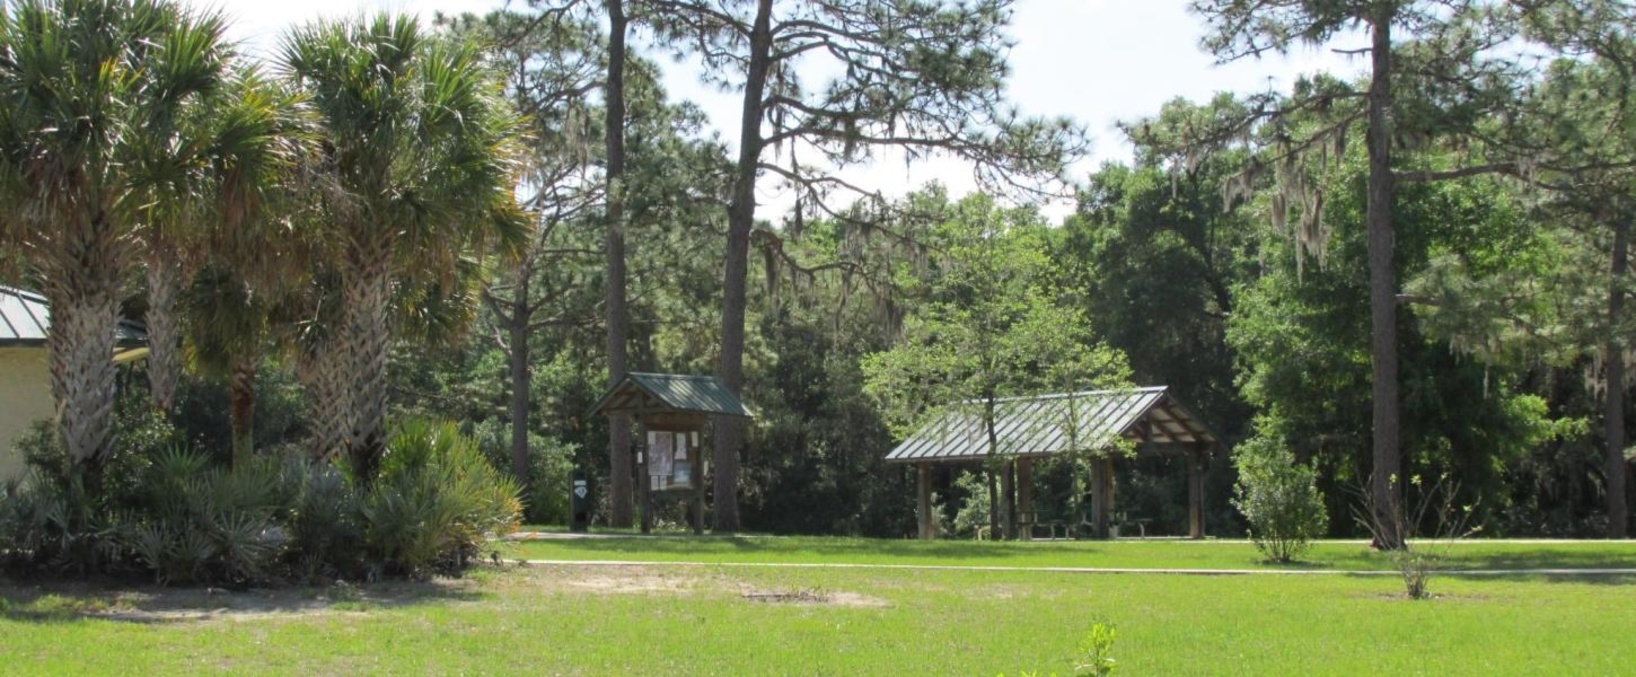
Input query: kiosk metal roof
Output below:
<box><xmin>591</xmin><ymin>372</ymin><xmax>754</xmax><ymax>418</ymax></box>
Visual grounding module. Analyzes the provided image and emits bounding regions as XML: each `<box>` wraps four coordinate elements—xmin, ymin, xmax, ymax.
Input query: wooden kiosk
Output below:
<box><xmin>591</xmin><ymin>373</ymin><xmax>753</xmax><ymax>534</ymax></box>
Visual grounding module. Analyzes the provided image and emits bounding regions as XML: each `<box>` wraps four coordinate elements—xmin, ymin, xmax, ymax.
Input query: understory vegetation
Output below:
<box><xmin>0</xmin><ymin>413</ymin><xmax>519</xmax><ymax>585</ymax></box>
<box><xmin>1233</xmin><ymin>434</ymin><xmax>1328</xmax><ymax>563</ymax></box>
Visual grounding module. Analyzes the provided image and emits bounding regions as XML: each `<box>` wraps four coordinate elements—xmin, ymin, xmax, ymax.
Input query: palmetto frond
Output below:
<box><xmin>278</xmin><ymin>13</ymin><xmax>525</xmax><ymax>258</ymax></box>
<box><xmin>202</xmin><ymin>66</ymin><xmax>321</xmax><ymax>282</ymax></box>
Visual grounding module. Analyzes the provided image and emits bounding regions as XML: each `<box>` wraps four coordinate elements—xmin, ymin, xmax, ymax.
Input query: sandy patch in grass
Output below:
<box><xmin>501</xmin><ymin>563</ymin><xmax>707</xmax><ymax>597</ymax></box>
<box><xmin>737</xmin><ymin>588</ymin><xmax>891</xmax><ymax>607</ymax></box>
<box><xmin>561</xmin><ymin>571</ymin><xmax>695</xmax><ymax>595</ymax></box>
<box><xmin>496</xmin><ymin>563</ymin><xmax>891</xmax><ymax>607</ymax></box>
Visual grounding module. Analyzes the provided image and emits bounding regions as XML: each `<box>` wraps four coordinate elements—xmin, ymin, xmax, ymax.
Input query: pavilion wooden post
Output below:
<box><xmin>1188</xmin><ymin>447</ymin><xmax>1207</xmax><ymax>539</ymax></box>
<box><xmin>693</xmin><ymin>444</ymin><xmax>707</xmax><ymax>535</ymax></box>
<box><xmin>1017</xmin><ymin>457</ymin><xmax>1034</xmax><ymax>540</ymax></box>
<box><xmin>916</xmin><ymin>463</ymin><xmax>936</xmax><ymax>540</ymax></box>
<box><xmin>638</xmin><ymin>424</ymin><xmax>652</xmax><ymax>535</ymax></box>
<box><xmin>1089</xmin><ymin>455</ymin><xmax>1112</xmax><ymax>539</ymax></box>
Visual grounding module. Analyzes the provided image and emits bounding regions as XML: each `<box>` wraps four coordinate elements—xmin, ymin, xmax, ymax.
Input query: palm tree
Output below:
<box><xmin>127</xmin><ymin>15</ymin><xmax>246</xmax><ymax>416</ymax></box>
<box><xmin>278</xmin><ymin>14</ymin><xmax>526</xmax><ymax>478</ymax></box>
<box><xmin>180</xmin><ymin>68</ymin><xmax>312</xmax><ymax>464</ymax></box>
<box><xmin>183</xmin><ymin>264</ymin><xmax>271</xmax><ymax>464</ymax></box>
<box><xmin>0</xmin><ymin>0</ymin><xmax>229</xmax><ymax>480</ymax></box>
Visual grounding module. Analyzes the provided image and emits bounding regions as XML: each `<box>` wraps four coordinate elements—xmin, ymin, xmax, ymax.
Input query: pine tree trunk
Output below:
<box><xmin>229</xmin><ymin>352</ymin><xmax>257</xmax><ymax>465</ymax></box>
<box><xmin>713</xmin><ymin>0</ymin><xmax>775</xmax><ymax>534</ymax></box>
<box><xmin>605</xmin><ymin>0</ymin><xmax>634</xmax><ymax>528</ymax></box>
<box><xmin>510</xmin><ymin>273</ymin><xmax>533</xmax><ymax>486</ymax></box>
<box><xmin>143</xmin><ymin>251</ymin><xmax>182</xmax><ymax>414</ymax></box>
<box><xmin>44</xmin><ymin>213</ymin><xmax>123</xmax><ymax>479</ymax></box>
<box><xmin>1606</xmin><ymin>218</ymin><xmax>1629</xmax><ymax>538</ymax></box>
<box><xmin>345</xmin><ymin>238</ymin><xmax>394</xmax><ymax>481</ymax></box>
<box><xmin>1366</xmin><ymin>12</ymin><xmax>1404</xmax><ymax>549</ymax></box>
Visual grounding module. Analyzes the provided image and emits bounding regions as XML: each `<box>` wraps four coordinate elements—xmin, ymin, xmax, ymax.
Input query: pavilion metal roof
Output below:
<box><xmin>591</xmin><ymin>372</ymin><xmax>754</xmax><ymax>418</ymax></box>
<box><xmin>1</xmin><ymin>286</ymin><xmax>147</xmax><ymax>348</ymax></box>
<box><xmin>884</xmin><ymin>386</ymin><xmax>1220</xmax><ymax>464</ymax></box>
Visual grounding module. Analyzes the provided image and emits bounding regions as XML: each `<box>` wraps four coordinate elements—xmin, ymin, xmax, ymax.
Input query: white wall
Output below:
<box><xmin>0</xmin><ymin>347</ymin><xmax>54</xmax><ymax>481</ymax></box>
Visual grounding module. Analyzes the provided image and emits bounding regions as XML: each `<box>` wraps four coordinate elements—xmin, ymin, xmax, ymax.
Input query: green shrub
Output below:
<box><xmin>1232</xmin><ymin>435</ymin><xmax>1327</xmax><ymax>563</ymax></box>
<box><xmin>1075</xmin><ymin>622</ymin><xmax>1118</xmax><ymax>676</ymax></box>
<box><xmin>2</xmin><ymin>412</ymin><xmax>518</xmax><ymax>585</ymax></box>
<box><xmin>952</xmin><ymin>471</ymin><xmax>992</xmax><ymax>538</ymax></box>
<box><xmin>0</xmin><ymin>463</ymin><xmax>124</xmax><ymax>575</ymax></box>
<box><xmin>363</xmin><ymin>420</ymin><xmax>522</xmax><ymax>577</ymax></box>
<box><xmin>286</xmin><ymin>462</ymin><xmax>366</xmax><ymax>581</ymax></box>
<box><xmin>1002</xmin><ymin>622</ymin><xmax>1119</xmax><ymax>677</ymax></box>
<box><xmin>0</xmin><ymin>409</ymin><xmax>178</xmax><ymax>575</ymax></box>
<box><xmin>119</xmin><ymin>448</ymin><xmax>296</xmax><ymax>585</ymax></box>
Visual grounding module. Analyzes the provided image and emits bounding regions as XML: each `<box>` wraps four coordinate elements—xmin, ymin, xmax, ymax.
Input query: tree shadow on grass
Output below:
<box><xmin>0</xmin><ymin>574</ymin><xmax>489</xmax><ymax>625</ymax></box>
<box><xmin>521</xmin><ymin>535</ymin><xmax>1124</xmax><ymax>563</ymax></box>
<box><xmin>1439</xmin><ymin>549</ymin><xmax>1636</xmax><ymax>571</ymax></box>
<box><xmin>1256</xmin><ymin>558</ymin><xmax>1337</xmax><ymax>570</ymax></box>
<box><xmin>1438</xmin><ymin>572</ymin><xmax>1636</xmax><ymax>587</ymax></box>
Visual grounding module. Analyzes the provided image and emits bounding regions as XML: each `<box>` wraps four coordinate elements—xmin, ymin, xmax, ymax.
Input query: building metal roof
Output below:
<box><xmin>1</xmin><ymin>286</ymin><xmax>147</xmax><ymax>348</ymax></box>
<box><xmin>884</xmin><ymin>386</ymin><xmax>1220</xmax><ymax>464</ymax></box>
<box><xmin>591</xmin><ymin>372</ymin><xmax>754</xmax><ymax>418</ymax></box>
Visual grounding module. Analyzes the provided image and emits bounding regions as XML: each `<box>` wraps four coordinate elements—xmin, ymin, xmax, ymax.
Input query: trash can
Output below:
<box><xmin>570</xmin><ymin>470</ymin><xmax>590</xmax><ymax>532</ymax></box>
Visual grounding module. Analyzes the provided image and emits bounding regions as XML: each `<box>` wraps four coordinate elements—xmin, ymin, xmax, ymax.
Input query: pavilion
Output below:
<box><xmin>884</xmin><ymin>386</ymin><xmax>1223</xmax><ymax>540</ymax></box>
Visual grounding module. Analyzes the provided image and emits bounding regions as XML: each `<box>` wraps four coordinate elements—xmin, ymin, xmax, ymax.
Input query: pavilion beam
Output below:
<box><xmin>917</xmin><ymin>463</ymin><xmax>936</xmax><ymax>540</ymax></box>
<box><xmin>1188</xmin><ymin>447</ymin><xmax>1206</xmax><ymax>539</ymax></box>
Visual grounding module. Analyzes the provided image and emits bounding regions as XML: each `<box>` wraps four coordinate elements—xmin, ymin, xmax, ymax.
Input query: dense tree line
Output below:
<box><xmin>6</xmin><ymin>0</ymin><xmax>1636</xmax><ymax>543</ymax></box>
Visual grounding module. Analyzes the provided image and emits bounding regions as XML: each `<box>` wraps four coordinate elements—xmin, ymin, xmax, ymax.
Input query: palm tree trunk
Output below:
<box><xmin>345</xmin><ymin>240</ymin><xmax>394</xmax><ymax>481</ymax></box>
<box><xmin>605</xmin><ymin>0</ymin><xmax>634</xmax><ymax>528</ymax></box>
<box><xmin>1606</xmin><ymin>218</ymin><xmax>1629</xmax><ymax>538</ymax></box>
<box><xmin>43</xmin><ymin>219</ymin><xmax>123</xmax><ymax>483</ymax></box>
<box><xmin>144</xmin><ymin>251</ymin><xmax>182</xmax><ymax>414</ymax></box>
<box><xmin>299</xmin><ymin>334</ymin><xmax>351</xmax><ymax>463</ymax></box>
<box><xmin>713</xmin><ymin>0</ymin><xmax>775</xmax><ymax>534</ymax></box>
<box><xmin>229</xmin><ymin>352</ymin><xmax>256</xmax><ymax>465</ymax></box>
<box><xmin>1366</xmin><ymin>11</ymin><xmax>1404</xmax><ymax>550</ymax></box>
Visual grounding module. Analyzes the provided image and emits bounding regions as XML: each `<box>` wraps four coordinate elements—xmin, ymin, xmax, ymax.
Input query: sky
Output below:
<box><xmin>221</xmin><ymin>0</ymin><xmax>1365</xmax><ymax>219</ymax></box>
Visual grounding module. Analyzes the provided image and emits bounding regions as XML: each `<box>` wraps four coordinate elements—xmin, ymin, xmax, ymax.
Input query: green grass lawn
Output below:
<box><xmin>510</xmin><ymin>534</ymin><xmax>1636</xmax><ymax>571</ymax></box>
<box><xmin>5</xmin><ymin>539</ymin><xmax>1636</xmax><ymax>675</ymax></box>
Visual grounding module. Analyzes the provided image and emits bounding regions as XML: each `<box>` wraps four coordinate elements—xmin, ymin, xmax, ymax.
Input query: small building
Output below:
<box><xmin>884</xmin><ymin>386</ymin><xmax>1223</xmax><ymax>540</ymax></box>
<box><xmin>1</xmin><ymin>286</ymin><xmax>148</xmax><ymax>480</ymax></box>
<box><xmin>591</xmin><ymin>372</ymin><xmax>753</xmax><ymax>533</ymax></box>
